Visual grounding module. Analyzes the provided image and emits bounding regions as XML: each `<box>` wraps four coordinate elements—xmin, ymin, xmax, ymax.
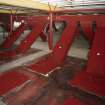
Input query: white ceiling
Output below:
<box><xmin>34</xmin><ymin>0</ymin><xmax>105</xmax><ymax>10</ymax></box>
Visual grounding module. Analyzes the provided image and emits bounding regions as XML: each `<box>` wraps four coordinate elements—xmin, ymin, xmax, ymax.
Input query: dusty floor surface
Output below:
<box><xmin>0</xmin><ymin>57</ymin><xmax>104</xmax><ymax>105</ymax></box>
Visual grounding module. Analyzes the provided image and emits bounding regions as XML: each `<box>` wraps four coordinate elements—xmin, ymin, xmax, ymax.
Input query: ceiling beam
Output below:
<box><xmin>0</xmin><ymin>0</ymin><xmax>62</xmax><ymax>11</ymax></box>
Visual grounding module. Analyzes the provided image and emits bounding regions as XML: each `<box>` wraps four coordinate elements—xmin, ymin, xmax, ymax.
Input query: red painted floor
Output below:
<box><xmin>0</xmin><ymin>57</ymin><xmax>104</xmax><ymax>105</ymax></box>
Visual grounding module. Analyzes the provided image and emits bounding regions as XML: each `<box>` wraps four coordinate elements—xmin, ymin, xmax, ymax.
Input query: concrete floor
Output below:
<box><xmin>0</xmin><ymin>29</ymin><xmax>89</xmax><ymax>72</ymax></box>
<box><xmin>32</xmin><ymin>34</ymin><xmax>89</xmax><ymax>60</ymax></box>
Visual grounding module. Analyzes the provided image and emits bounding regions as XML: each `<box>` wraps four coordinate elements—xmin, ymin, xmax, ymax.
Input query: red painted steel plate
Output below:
<box><xmin>0</xmin><ymin>70</ymin><xmax>29</xmax><ymax>95</ymax></box>
<box><xmin>64</xmin><ymin>98</ymin><xmax>88</xmax><ymax>105</ymax></box>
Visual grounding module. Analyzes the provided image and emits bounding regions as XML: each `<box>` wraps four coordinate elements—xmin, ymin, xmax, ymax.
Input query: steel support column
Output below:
<box><xmin>1</xmin><ymin>23</ymin><xmax>26</xmax><ymax>48</ymax></box>
<box><xmin>70</xmin><ymin>22</ymin><xmax>105</xmax><ymax>96</ymax></box>
<box><xmin>28</xmin><ymin>20</ymin><xmax>77</xmax><ymax>74</ymax></box>
<box><xmin>0</xmin><ymin>20</ymin><xmax>47</xmax><ymax>58</ymax></box>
